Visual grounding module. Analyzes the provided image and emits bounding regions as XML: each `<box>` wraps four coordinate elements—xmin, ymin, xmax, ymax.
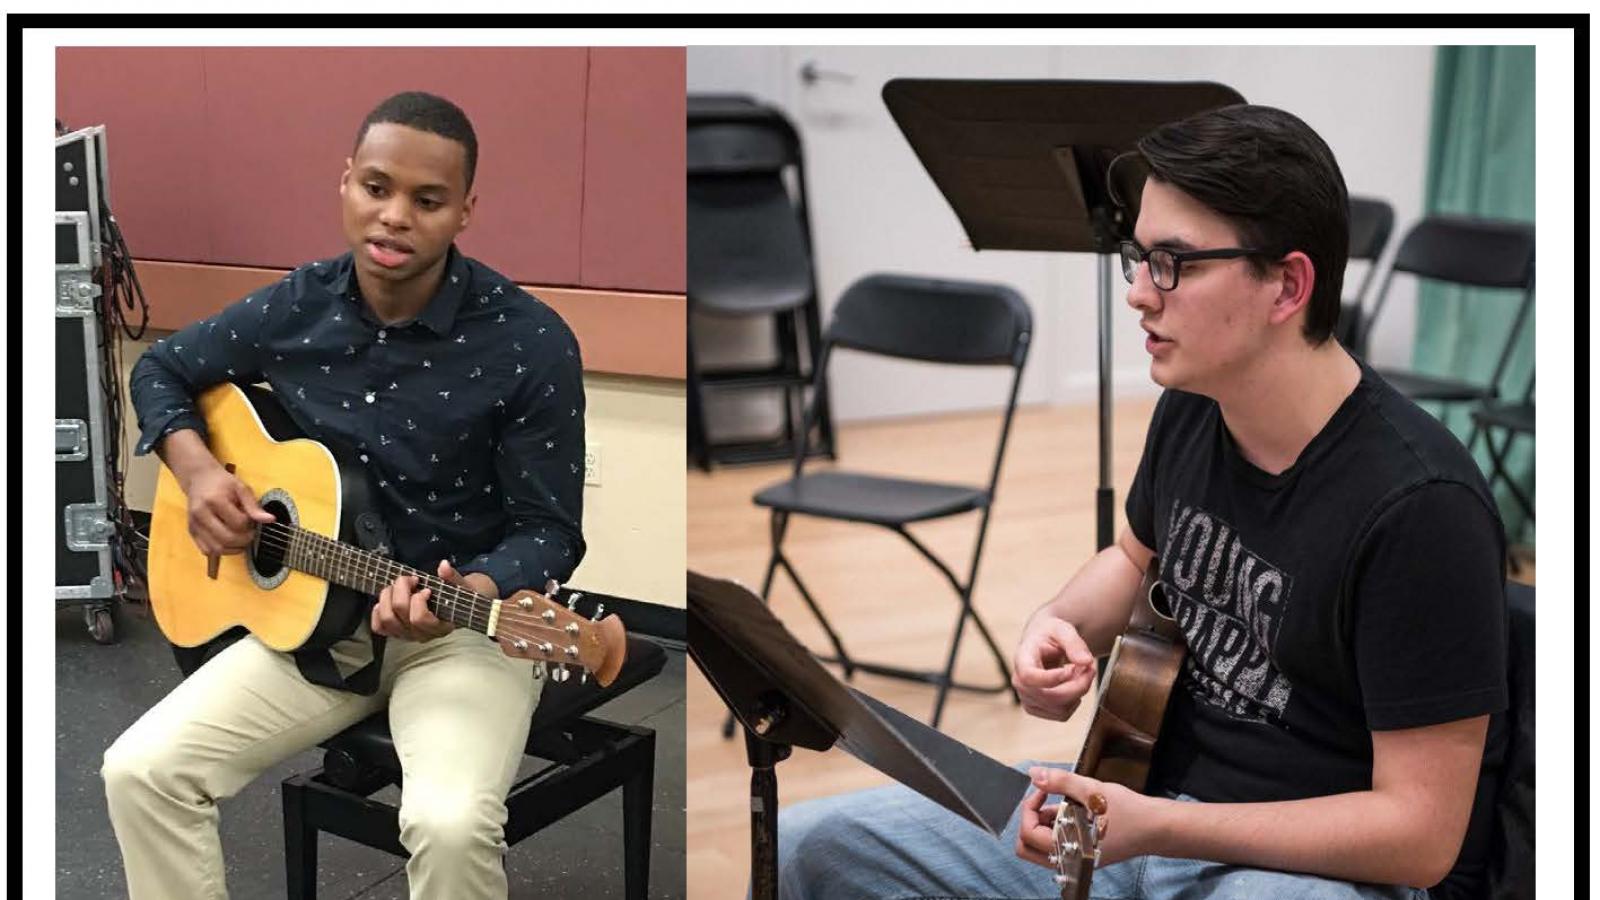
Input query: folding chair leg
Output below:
<box><xmin>687</xmin><ymin>329</ymin><xmax>713</xmax><ymax>472</ymax></box>
<box><xmin>765</xmin><ymin>512</ymin><xmax>855</xmax><ymax>675</ymax></box>
<box><xmin>757</xmin><ymin>512</ymin><xmax>787</xmax><ymax>601</ymax></box>
<box><xmin>622</xmin><ymin>737</ymin><xmax>656</xmax><ymax>900</ymax></box>
<box><xmin>1486</xmin><ymin>428</ymin><xmax>1535</xmax><ymax>524</ymax></box>
<box><xmin>966</xmin><ymin>604</ymin><xmax>1022</xmax><ymax>707</ymax></box>
<box><xmin>728</xmin><ymin>512</ymin><xmax>859</xmax><ymax>738</ymax></box>
<box><xmin>929</xmin><ymin>602</ymin><xmax>974</xmax><ymax>729</ymax></box>
<box><xmin>282</xmin><ymin>776</ymin><xmax>318</xmax><ymax>900</ymax></box>
<box><xmin>929</xmin><ymin>585</ymin><xmax>1022</xmax><ymax>728</ymax></box>
<box><xmin>776</xmin><ymin>555</ymin><xmax>856</xmax><ymax>676</ymax></box>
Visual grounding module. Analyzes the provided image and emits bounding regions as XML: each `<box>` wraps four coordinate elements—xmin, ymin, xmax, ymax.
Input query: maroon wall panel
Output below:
<box><xmin>57</xmin><ymin>47</ymin><xmax>685</xmax><ymax>299</ymax></box>
<box><xmin>580</xmin><ymin>48</ymin><xmax>687</xmax><ymax>294</ymax></box>
<box><xmin>55</xmin><ymin>48</ymin><xmax>213</xmax><ymax>263</ymax></box>
<box><xmin>198</xmin><ymin>47</ymin><xmax>588</xmax><ymax>285</ymax></box>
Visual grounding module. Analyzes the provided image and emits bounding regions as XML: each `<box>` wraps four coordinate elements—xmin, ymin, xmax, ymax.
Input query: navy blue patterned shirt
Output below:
<box><xmin>130</xmin><ymin>246</ymin><xmax>585</xmax><ymax>596</ymax></box>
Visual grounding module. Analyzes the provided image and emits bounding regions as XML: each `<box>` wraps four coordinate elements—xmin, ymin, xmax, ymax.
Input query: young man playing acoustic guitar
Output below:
<box><xmin>103</xmin><ymin>91</ymin><xmax>586</xmax><ymax>899</ymax></box>
<box><xmin>776</xmin><ymin>105</ymin><xmax>1508</xmax><ymax>900</ymax></box>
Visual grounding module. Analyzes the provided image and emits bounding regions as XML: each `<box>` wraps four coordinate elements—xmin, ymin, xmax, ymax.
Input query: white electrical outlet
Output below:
<box><xmin>584</xmin><ymin>444</ymin><xmax>601</xmax><ymax>486</ymax></box>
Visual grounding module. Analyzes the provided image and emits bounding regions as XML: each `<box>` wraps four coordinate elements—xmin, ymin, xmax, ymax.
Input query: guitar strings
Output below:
<box><xmin>244</xmin><ymin>521</ymin><xmax>587</xmax><ymax>663</ymax></box>
<box><xmin>251</xmin><ymin>522</ymin><xmax>493</xmax><ymax>633</ymax></box>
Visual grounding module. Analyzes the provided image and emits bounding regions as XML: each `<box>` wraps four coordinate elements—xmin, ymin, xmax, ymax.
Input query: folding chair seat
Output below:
<box><xmin>1337</xmin><ymin>195</ymin><xmax>1395</xmax><ymax>355</ymax></box>
<box><xmin>747</xmin><ymin>272</ymin><xmax>1033</xmax><ymax>729</ymax></box>
<box><xmin>754</xmin><ymin>471</ymin><xmax>988</xmax><ymax>526</ymax></box>
<box><xmin>1362</xmin><ymin>215</ymin><xmax>1535</xmax><ymax>417</ymax></box>
<box><xmin>688</xmin><ymin>94</ymin><xmax>835</xmax><ymax>470</ymax></box>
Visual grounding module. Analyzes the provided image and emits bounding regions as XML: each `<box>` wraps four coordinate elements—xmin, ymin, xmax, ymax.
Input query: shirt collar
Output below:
<box><xmin>330</xmin><ymin>245</ymin><xmax>471</xmax><ymax>336</ymax></box>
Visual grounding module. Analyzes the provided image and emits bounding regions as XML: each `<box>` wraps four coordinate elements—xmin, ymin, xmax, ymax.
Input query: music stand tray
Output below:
<box><xmin>688</xmin><ymin>570</ymin><xmax>1031</xmax><ymax>899</ymax></box>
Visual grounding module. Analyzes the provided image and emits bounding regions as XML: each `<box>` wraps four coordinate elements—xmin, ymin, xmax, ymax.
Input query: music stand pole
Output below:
<box><xmin>1096</xmin><ymin>248</ymin><xmax>1115</xmax><ymax>550</ymax></box>
<box><xmin>745</xmin><ymin>720</ymin><xmax>792</xmax><ymax>900</ymax></box>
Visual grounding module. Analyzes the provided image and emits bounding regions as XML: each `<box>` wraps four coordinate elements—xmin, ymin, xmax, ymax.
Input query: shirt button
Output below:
<box><xmin>359</xmin><ymin>454</ymin><xmax>369</xmax><ymax>463</ymax></box>
<box><xmin>378</xmin><ymin>329</ymin><xmax>387</xmax><ymax>339</ymax></box>
<box><xmin>365</xmin><ymin>392</ymin><xmax>375</xmax><ymax>404</ymax></box>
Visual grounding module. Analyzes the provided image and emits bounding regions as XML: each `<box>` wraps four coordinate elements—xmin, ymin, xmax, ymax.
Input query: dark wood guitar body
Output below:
<box><xmin>1077</xmin><ymin>574</ymin><xmax>1186</xmax><ymax>790</ymax></box>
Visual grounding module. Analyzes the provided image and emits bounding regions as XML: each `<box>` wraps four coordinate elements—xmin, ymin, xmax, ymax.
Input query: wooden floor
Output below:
<box><xmin>685</xmin><ymin>396</ymin><xmax>1537</xmax><ymax>899</ymax></box>
<box><xmin>686</xmin><ymin>396</ymin><xmax>1161</xmax><ymax>900</ymax></box>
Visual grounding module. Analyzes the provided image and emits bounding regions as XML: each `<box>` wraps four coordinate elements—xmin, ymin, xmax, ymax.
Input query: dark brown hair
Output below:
<box><xmin>1136</xmin><ymin>104</ymin><xmax>1349</xmax><ymax>344</ymax></box>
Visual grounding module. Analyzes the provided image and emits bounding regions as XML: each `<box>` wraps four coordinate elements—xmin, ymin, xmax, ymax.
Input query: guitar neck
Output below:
<box><xmin>272</xmin><ymin>524</ymin><xmax>498</xmax><ymax>635</ymax></box>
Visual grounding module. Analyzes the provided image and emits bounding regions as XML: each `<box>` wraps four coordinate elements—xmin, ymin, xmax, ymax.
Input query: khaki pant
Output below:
<box><xmin>102</xmin><ymin>624</ymin><xmax>543</xmax><ymax>900</ymax></box>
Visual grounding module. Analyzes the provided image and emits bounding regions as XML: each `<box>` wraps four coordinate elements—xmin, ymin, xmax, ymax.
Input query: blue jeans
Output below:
<box><xmin>775</xmin><ymin>763</ymin><xmax>1428</xmax><ymax>900</ymax></box>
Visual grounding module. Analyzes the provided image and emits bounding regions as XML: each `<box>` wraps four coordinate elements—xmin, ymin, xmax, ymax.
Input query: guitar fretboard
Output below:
<box><xmin>263</xmin><ymin>523</ymin><xmax>497</xmax><ymax>635</ymax></box>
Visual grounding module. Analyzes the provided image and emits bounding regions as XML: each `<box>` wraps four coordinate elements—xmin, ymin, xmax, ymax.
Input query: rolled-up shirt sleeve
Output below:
<box><xmin>130</xmin><ymin>284</ymin><xmax>277</xmax><ymax>456</ymax></box>
<box><xmin>458</xmin><ymin>318</ymin><xmax>586</xmax><ymax>597</ymax></box>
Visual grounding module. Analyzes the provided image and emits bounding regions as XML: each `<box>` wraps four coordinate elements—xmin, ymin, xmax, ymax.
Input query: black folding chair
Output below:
<box><xmin>1471</xmin><ymin>374</ymin><xmax>1536</xmax><ymax>533</ymax></box>
<box><xmin>1337</xmin><ymin>195</ymin><xmax>1395</xmax><ymax>355</ymax></box>
<box><xmin>1361</xmin><ymin>216</ymin><xmax>1535</xmax><ymax>440</ymax></box>
<box><xmin>741</xmin><ymin>273</ymin><xmax>1032</xmax><ymax>729</ymax></box>
<box><xmin>687</xmin><ymin>94</ymin><xmax>835</xmax><ymax>470</ymax></box>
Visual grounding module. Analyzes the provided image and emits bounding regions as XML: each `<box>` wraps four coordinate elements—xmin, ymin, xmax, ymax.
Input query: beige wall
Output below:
<box><xmin>118</xmin><ymin>336</ymin><xmax>685</xmax><ymax>609</ymax></box>
<box><xmin>569</xmin><ymin>373</ymin><xmax>686</xmax><ymax>607</ymax></box>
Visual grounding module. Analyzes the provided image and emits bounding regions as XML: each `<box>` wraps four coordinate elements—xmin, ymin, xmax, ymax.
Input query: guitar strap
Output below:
<box><xmin>290</xmin><ymin>510</ymin><xmax>394</xmax><ymax>696</ymax></box>
<box><xmin>293</xmin><ymin>635</ymin><xmax>386</xmax><ymax>695</ymax></box>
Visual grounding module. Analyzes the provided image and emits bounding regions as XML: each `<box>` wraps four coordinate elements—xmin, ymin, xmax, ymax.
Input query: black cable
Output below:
<box><xmin>93</xmin><ymin>203</ymin><xmax>153</xmax><ymax>591</ymax></box>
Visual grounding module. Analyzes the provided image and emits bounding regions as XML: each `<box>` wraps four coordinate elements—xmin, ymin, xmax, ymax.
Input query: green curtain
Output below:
<box><xmin>1412</xmin><ymin>45</ymin><xmax>1536</xmax><ymax>547</ymax></box>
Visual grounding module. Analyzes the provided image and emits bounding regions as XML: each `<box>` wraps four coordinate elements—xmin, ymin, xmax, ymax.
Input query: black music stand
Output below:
<box><xmin>882</xmin><ymin>79</ymin><xmax>1246</xmax><ymax>550</ymax></box>
<box><xmin>688</xmin><ymin>571</ymin><xmax>1031</xmax><ymax>900</ymax></box>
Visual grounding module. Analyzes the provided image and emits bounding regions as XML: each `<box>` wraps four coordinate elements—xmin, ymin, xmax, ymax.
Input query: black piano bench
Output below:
<box><xmin>280</xmin><ymin>633</ymin><xmax>667</xmax><ymax>900</ymax></box>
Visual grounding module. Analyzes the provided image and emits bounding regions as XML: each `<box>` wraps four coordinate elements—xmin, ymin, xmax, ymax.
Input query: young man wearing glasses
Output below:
<box><xmin>776</xmin><ymin>105</ymin><xmax>1508</xmax><ymax>900</ymax></box>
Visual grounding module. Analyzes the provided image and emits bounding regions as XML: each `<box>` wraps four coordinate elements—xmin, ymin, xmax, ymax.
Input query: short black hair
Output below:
<box><xmin>1135</xmin><ymin>104</ymin><xmax>1349</xmax><ymax>345</ymax></box>
<box><xmin>353</xmin><ymin>91</ymin><xmax>479</xmax><ymax>191</ymax></box>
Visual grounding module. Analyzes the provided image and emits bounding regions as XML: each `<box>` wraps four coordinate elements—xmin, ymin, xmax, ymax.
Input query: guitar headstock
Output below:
<box><xmin>492</xmin><ymin>582</ymin><xmax>628</xmax><ymax>686</ymax></box>
<box><xmin>1049</xmin><ymin>798</ymin><xmax>1100</xmax><ymax>900</ymax></box>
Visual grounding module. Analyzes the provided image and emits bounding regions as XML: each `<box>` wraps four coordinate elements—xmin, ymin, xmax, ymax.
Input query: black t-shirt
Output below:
<box><xmin>1125</xmin><ymin>360</ymin><xmax>1509</xmax><ymax>889</ymax></box>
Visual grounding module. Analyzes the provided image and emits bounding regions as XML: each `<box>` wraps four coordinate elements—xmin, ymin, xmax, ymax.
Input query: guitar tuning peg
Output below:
<box><xmin>553</xmin><ymin>664</ymin><xmax>571</xmax><ymax>683</ymax></box>
<box><xmin>566</xmin><ymin>591</ymin><xmax>583</xmax><ymax>610</ymax></box>
<box><xmin>532</xmin><ymin>662</ymin><xmax>545</xmax><ymax>681</ymax></box>
<box><xmin>592</xmin><ymin>602</ymin><xmax>604</xmax><ymax>620</ymax></box>
<box><xmin>580</xmin><ymin>670</ymin><xmax>588</xmax><ymax>685</ymax></box>
<box><xmin>544</xmin><ymin>578</ymin><xmax>561</xmax><ymax>597</ymax></box>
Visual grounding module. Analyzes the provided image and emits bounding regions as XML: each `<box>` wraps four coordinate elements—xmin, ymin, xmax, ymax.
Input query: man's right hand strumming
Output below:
<box><xmin>1012</xmin><ymin>618</ymin><xmax>1098</xmax><ymax>721</ymax></box>
<box><xmin>1011</xmin><ymin>527</ymin><xmax>1156</xmax><ymax>722</ymax></box>
<box><xmin>161</xmin><ymin>428</ymin><xmax>276</xmax><ymax>557</ymax></box>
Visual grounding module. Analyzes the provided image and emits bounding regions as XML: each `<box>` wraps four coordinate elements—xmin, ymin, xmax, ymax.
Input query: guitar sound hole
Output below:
<box><xmin>1148</xmin><ymin>580</ymin><xmax>1174</xmax><ymax>619</ymax></box>
<box><xmin>251</xmin><ymin>499</ymin><xmax>292</xmax><ymax>579</ymax></box>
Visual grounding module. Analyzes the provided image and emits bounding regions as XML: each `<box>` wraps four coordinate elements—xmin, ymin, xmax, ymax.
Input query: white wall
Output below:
<box><xmin>688</xmin><ymin>45</ymin><xmax>1435</xmax><ymax>427</ymax></box>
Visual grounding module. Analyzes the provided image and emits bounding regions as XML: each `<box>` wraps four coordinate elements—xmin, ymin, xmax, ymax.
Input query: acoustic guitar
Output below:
<box><xmin>147</xmin><ymin>382</ymin><xmax>626</xmax><ymax>687</ymax></box>
<box><xmin>1049</xmin><ymin>572</ymin><xmax>1186</xmax><ymax>899</ymax></box>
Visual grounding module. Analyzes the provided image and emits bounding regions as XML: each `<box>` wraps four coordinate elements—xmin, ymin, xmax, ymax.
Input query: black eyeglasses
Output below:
<box><xmin>1119</xmin><ymin>240</ymin><xmax>1269</xmax><ymax>291</ymax></box>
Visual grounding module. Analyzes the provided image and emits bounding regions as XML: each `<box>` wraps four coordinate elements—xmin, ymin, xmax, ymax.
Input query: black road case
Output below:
<box><xmin>56</xmin><ymin>209</ymin><xmax>119</xmax><ymax>642</ymax></box>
